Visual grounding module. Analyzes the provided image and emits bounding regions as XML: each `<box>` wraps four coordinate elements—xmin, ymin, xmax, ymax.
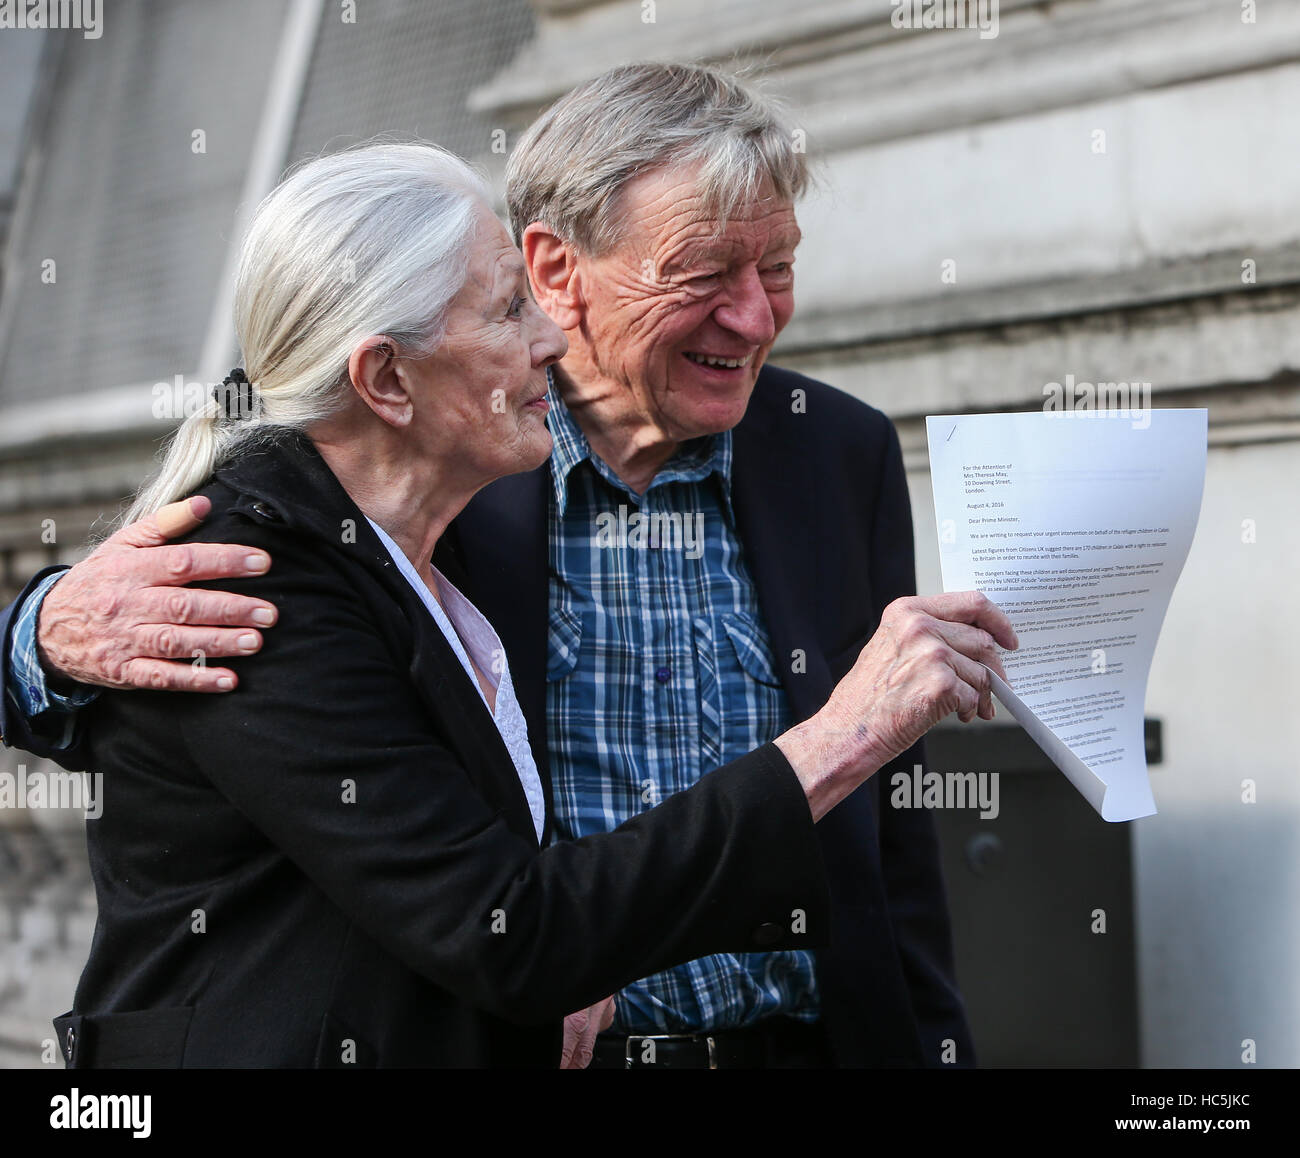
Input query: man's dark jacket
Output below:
<box><xmin>0</xmin><ymin>363</ymin><xmax>973</xmax><ymax>1067</ymax></box>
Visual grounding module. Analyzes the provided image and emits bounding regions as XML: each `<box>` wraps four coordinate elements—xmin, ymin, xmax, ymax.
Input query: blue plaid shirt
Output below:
<box><xmin>9</xmin><ymin>571</ymin><xmax>97</xmax><ymax>745</ymax></box>
<box><xmin>545</xmin><ymin>388</ymin><xmax>819</xmax><ymax>1033</ymax></box>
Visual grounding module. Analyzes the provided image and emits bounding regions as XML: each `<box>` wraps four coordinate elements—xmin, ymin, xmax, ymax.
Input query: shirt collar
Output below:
<box><xmin>546</xmin><ymin>369</ymin><xmax>735</xmax><ymax>517</ymax></box>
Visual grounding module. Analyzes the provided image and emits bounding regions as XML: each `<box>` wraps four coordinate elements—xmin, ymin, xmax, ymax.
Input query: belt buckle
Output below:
<box><xmin>624</xmin><ymin>1033</ymin><xmax>719</xmax><ymax>1069</ymax></box>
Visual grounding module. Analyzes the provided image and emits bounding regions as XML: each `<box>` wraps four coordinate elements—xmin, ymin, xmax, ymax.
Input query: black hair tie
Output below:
<box><xmin>214</xmin><ymin>368</ymin><xmax>257</xmax><ymax>421</ymax></box>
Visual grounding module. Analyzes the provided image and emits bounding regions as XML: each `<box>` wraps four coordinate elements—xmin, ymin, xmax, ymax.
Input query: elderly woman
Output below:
<box><xmin>50</xmin><ymin>141</ymin><xmax>843</xmax><ymax>1069</ymax></box>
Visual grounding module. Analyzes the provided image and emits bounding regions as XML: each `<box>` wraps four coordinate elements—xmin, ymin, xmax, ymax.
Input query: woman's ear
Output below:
<box><xmin>521</xmin><ymin>223</ymin><xmax>582</xmax><ymax>331</ymax></box>
<box><xmin>347</xmin><ymin>336</ymin><xmax>412</xmax><ymax>428</ymax></box>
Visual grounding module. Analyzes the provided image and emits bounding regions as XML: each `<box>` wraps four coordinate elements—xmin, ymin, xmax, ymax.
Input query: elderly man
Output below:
<box><xmin>2</xmin><ymin>63</ymin><xmax>998</xmax><ymax>1068</ymax></box>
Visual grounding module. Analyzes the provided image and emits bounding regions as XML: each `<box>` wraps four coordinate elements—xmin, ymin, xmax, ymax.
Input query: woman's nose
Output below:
<box><xmin>533</xmin><ymin>310</ymin><xmax>568</xmax><ymax>367</ymax></box>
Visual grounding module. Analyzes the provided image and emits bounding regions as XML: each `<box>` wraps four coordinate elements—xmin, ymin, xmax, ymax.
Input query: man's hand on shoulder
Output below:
<box><xmin>36</xmin><ymin>496</ymin><xmax>279</xmax><ymax>693</ymax></box>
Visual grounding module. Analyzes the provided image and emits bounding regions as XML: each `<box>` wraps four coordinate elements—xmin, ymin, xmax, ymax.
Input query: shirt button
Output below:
<box><xmin>654</xmin><ymin>666</ymin><xmax>671</xmax><ymax>684</ymax></box>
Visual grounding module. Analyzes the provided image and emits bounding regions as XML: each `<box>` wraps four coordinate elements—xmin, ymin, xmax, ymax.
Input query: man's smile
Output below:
<box><xmin>682</xmin><ymin>350</ymin><xmax>756</xmax><ymax>374</ymax></box>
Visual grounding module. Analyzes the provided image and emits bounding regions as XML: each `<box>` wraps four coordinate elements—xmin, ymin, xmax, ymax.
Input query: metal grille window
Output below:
<box><xmin>286</xmin><ymin>0</ymin><xmax>536</xmax><ymax>166</ymax></box>
<box><xmin>0</xmin><ymin>0</ymin><xmax>290</xmax><ymax>408</ymax></box>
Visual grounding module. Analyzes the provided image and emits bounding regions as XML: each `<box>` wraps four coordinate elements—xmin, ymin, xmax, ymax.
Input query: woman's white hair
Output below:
<box><xmin>126</xmin><ymin>140</ymin><xmax>491</xmax><ymax>524</ymax></box>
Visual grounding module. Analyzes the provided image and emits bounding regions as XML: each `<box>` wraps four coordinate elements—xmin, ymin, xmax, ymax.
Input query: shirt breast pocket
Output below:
<box><xmin>720</xmin><ymin>612</ymin><xmax>784</xmax><ymax>688</ymax></box>
<box><xmin>546</xmin><ymin>606</ymin><xmax>584</xmax><ymax>682</ymax></box>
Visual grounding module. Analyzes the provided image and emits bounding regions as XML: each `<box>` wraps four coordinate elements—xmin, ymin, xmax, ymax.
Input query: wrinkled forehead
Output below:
<box><xmin>610</xmin><ymin>162</ymin><xmax>802</xmax><ymax>258</ymax></box>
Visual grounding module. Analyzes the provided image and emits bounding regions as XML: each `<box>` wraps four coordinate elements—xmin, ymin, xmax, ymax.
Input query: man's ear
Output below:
<box><xmin>347</xmin><ymin>336</ymin><xmax>412</xmax><ymax>428</ymax></box>
<box><xmin>522</xmin><ymin>222</ymin><xmax>583</xmax><ymax>331</ymax></box>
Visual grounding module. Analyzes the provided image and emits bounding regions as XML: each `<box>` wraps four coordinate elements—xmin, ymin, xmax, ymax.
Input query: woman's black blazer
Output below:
<box><xmin>53</xmin><ymin>430</ymin><xmax>829</xmax><ymax>1067</ymax></box>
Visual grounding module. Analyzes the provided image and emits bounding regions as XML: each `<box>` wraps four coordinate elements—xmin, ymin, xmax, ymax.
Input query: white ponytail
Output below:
<box><xmin>125</xmin><ymin>141</ymin><xmax>492</xmax><ymax>525</ymax></box>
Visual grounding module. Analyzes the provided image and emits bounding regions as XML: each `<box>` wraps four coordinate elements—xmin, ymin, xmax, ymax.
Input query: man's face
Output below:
<box><xmin>567</xmin><ymin>164</ymin><xmax>800</xmax><ymax>441</ymax></box>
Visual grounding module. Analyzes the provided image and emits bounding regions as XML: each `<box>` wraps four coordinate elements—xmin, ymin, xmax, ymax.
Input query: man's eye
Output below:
<box><xmin>507</xmin><ymin>295</ymin><xmax>526</xmax><ymax>318</ymax></box>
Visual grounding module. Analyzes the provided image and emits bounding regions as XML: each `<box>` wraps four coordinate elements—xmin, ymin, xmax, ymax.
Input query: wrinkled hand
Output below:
<box><xmin>36</xmin><ymin>496</ymin><xmax>278</xmax><ymax>692</ymax></box>
<box><xmin>832</xmin><ymin>590</ymin><xmax>1017</xmax><ymax>746</ymax></box>
<box><xmin>559</xmin><ymin>996</ymin><xmax>616</xmax><ymax>1069</ymax></box>
<box><xmin>777</xmin><ymin>591</ymin><xmax>1018</xmax><ymax>821</ymax></box>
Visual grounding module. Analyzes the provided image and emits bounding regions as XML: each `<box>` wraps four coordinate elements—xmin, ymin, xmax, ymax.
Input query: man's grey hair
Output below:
<box><xmin>506</xmin><ymin>61</ymin><xmax>809</xmax><ymax>254</ymax></box>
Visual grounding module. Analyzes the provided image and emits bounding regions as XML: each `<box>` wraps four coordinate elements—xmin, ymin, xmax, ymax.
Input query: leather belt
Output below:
<box><xmin>589</xmin><ymin>1018</ymin><xmax>829</xmax><ymax>1069</ymax></box>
